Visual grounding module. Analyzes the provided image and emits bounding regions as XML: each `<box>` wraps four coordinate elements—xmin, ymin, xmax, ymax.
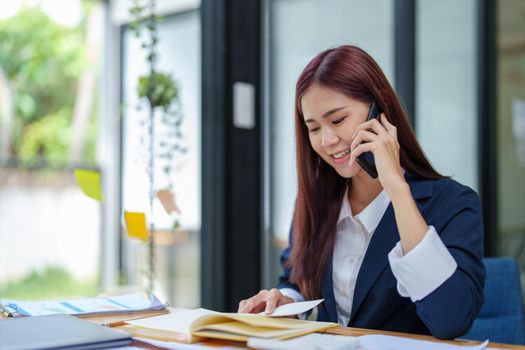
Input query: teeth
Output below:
<box><xmin>333</xmin><ymin>149</ymin><xmax>351</xmax><ymax>159</ymax></box>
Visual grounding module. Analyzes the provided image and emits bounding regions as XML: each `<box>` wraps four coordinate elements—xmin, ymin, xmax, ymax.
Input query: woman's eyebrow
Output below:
<box><xmin>304</xmin><ymin>106</ymin><xmax>346</xmax><ymax>123</ymax></box>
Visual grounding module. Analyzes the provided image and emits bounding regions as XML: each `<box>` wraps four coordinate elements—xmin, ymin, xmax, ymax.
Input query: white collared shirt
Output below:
<box><xmin>331</xmin><ymin>188</ymin><xmax>391</xmax><ymax>326</ymax></box>
<box><xmin>281</xmin><ymin>189</ymin><xmax>457</xmax><ymax>326</ymax></box>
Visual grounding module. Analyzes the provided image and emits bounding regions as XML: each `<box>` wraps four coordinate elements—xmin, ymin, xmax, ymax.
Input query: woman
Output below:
<box><xmin>238</xmin><ymin>45</ymin><xmax>485</xmax><ymax>339</ymax></box>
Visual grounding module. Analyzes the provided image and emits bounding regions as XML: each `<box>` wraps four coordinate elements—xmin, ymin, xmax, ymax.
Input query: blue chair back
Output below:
<box><xmin>462</xmin><ymin>257</ymin><xmax>525</xmax><ymax>344</ymax></box>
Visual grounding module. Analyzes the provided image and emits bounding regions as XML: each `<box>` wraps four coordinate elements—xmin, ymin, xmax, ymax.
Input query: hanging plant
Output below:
<box><xmin>129</xmin><ymin>0</ymin><xmax>186</xmax><ymax>294</ymax></box>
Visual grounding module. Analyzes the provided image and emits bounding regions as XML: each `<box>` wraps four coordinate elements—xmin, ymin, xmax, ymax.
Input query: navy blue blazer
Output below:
<box><xmin>278</xmin><ymin>173</ymin><xmax>485</xmax><ymax>339</ymax></box>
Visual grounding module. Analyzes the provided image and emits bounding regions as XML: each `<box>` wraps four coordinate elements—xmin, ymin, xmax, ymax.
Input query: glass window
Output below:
<box><xmin>263</xmin><ymin>0</ymin><xmax>394</xmax><ymax>287</ymax></box>
<box><xmin>416</xmin><ymin>0</ymin><xmax>478</xmax><ymax>190</ymax></box>
<box><xmin>0</xmin><ymin>0</ymin><xmax>104</xmax><ymax>299</ymax></box>
<box><xmin>121</xmin><ymin>9</ymin><xmax>201</xmax><ymax>308</ymax></box>
<box><xmin>496</xmin><ymin>0</ymin><xmax>525</xmax><ymax>282</ymax></box>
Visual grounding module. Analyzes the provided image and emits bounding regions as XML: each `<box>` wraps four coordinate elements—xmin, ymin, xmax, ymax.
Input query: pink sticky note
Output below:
<box><xmin>156</xmin><ymin>190</ymin><xmax>180</xmax><ymax>214</ymax></box>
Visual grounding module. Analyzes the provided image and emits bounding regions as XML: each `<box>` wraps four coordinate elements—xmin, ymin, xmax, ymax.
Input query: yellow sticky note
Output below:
<box><xmin>124</xmin><ymin>211</ymin><xmax>149</xmax><ymax>241</ymax></box>
<box><xmin>74</xmin><ymin>169</ymin><xmax>103</xmax><ymax>201</ymax></box>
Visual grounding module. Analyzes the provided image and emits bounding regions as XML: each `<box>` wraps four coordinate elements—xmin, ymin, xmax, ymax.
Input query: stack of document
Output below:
<box><xmin>0</xmin><ymin>293</ymin><xmax>168</xmax><ymax>318</ymax></box>
<box><xmin>122</xmin><ymin>299</ymin><xmax>336</xmax><ymax>343</ymax></box>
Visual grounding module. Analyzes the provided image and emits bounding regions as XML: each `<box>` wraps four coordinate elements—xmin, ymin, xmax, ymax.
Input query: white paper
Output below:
<box><xmin>0</xmin><ymin>293</ymin><xmax>167</xmax><ymax>317</ymax></box>
<box><xmin>248</xmin><ymin>333</ymin><xmax>359</xmax><ymax>350</ymax></box>
<box><xmin>135</xmin><ymin>337</ymin><xmax>245</xmax><ymax>349</ymax></box>
<box><xmin>257</xmin><ymin>299</ymin><xmax>324</xmax><ymax>317</ymax></box>
<box><xmin>358</xmin><ymin>334</ymin><xmax>489</xmax><ymax>350</ymax></box>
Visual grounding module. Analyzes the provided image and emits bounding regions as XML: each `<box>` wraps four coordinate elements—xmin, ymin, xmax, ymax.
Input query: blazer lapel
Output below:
<box><xmin>349</xmin><ymin>173</ymin><xmax>434</xmax><ymax>322</ymax></box>
<box><xmin>349</xmin><ymin>204</ymin><xmax>398</xmax><ymax>321</ymax></box>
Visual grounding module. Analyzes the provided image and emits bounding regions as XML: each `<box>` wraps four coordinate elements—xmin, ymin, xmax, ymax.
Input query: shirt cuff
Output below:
<box><xmin>388</xmin><ymin>226</ymin><xmax>457</xmax><ymax>302</ymax></box>
<box><xmin>279</xmin><ymin>288</ymin><xmax>307</xmax><ymax>320</ymax></box>
<box><xmin>279</xmin><ymin>288</ymin><xmax>305</xmax><ymax>302</ymax></box>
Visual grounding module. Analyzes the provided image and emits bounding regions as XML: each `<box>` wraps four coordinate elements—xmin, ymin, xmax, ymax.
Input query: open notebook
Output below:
<box><xmin>122</xmin><ymin>300</ymin><xmax>337</xmax><ymax>343</ymax></box>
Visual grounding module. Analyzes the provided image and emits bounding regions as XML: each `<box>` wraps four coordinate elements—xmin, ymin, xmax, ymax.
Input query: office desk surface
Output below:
<box><xmin>128</xmin><ymin>326</ymin><xmax>525</xmax><ymax>350</ymax></box>
<box><xmin>1</xmin><ymin>313</ymin><xmax>524</xmax><ymax>349</ymax></box>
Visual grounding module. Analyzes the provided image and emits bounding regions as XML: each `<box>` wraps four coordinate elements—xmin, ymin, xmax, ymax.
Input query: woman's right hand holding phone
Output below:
<box><xmin>238</xmin><ymin>288</ymin><xmax>295</xmax><ymax>315</ymax></box>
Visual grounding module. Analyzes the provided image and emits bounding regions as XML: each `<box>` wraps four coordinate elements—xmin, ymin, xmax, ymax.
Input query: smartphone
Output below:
<box><xmin>355</xmin><ymin>102</ymin><xmax>382</xmax><ymax>178</ymax></box>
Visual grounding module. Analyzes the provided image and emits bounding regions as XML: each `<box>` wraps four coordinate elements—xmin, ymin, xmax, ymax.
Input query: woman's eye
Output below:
<box><xmin>332</xmin><ymin>116</ymin><xmax>347</xmax><ymax>125</ymax></box>
<box><xmin>309</xmin><ymin>127</ymin><xmax>320</xmax><ymax>133</ymax></box>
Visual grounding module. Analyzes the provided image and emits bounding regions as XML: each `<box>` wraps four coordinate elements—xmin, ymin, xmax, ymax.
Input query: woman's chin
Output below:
<box><xmin>335</xmin><ymin>162</ymin><xmax>361</xmax><ymax>178</ymax></box>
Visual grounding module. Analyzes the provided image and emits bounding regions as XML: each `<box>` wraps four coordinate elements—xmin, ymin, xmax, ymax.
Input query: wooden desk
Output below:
<box><xmin>129</xmin><ymin>326</ymin><xmax>525</xmax><ymax>349</ymax></box>
<box><xmin>2</xmin><ymin>313</ymin><xmax>524</xmax><ymax>349</ymax></box>
<box><xmin>125</xmin><ymin>322</ymin><xmax>525</xmax><ymax>349</ymax></box>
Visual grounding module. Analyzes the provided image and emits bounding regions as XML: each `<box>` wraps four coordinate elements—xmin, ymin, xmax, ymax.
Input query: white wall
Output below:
<box><xmin>0</xmin><ymin>181</ymin><xmax>100</xmax><ymax>284</ymax></box>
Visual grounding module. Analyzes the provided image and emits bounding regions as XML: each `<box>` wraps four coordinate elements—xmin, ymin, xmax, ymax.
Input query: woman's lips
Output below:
<box><xmin>331</xmin><ymin>152</ymin><xmax>351</xmax><ymax>164</ymax></box>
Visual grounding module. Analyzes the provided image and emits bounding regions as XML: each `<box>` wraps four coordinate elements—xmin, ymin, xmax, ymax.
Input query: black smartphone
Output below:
<box><xmin>355</xmin><ymin>102</ymin><xmax>382</xmax><ymax>178</ymax></box>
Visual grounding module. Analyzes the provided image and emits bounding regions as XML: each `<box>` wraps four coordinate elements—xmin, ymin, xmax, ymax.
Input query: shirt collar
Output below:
<box><xmin>337</xmin><ymin>188</ymin><xmax>353</xmax><ymax>225</ymax></box>
<box><xmin>337</xmin><ymin>188</ymin><xmax>391</xmax><ymax>235</ymax></box>
<box><xmin>356</xmin><ymin>189</ymin><xmax>391</xmax><ymax>234</ymax></box>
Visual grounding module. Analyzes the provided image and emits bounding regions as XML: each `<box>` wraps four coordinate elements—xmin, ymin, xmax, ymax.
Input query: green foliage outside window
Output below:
<box><xmin>0</xmin><ymin>6</ymin><xmax>96</xmax><ymax>168</ymax></box>
<box><xmin>0</xmin><ymin>266</ymin><xmax>97</xmax><ymax>300</ymax></box>
<box><xmin>18</xmin><ymin>108</ymin><xmax>72</xmax><ymax>167</ymax></box>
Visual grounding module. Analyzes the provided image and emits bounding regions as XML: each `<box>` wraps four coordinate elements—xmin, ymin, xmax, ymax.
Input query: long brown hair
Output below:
<box><xmin>289</xmin><ymin>45</ymin><xmax>444</xmax><ymax>300</ymax></box>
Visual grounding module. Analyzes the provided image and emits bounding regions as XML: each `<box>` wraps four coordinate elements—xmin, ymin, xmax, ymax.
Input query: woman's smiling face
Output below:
<box><xmin>301</xmin><ymin>84</ymin><xmax>371</xmax><ymax>178</ymax></box>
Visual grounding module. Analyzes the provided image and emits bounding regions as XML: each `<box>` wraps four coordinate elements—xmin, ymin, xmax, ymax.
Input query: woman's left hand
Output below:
<box><xmin>349</xmin><ymin>114</ymin><xmax>406</xmax><ymax>191</ymax></box>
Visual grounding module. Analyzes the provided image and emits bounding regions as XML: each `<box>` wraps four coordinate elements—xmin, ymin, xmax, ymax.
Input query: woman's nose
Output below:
<box><xmin>321</xmin><ymin>129</ymin><xmax>339</xmax><ymax>147</ymax></box>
